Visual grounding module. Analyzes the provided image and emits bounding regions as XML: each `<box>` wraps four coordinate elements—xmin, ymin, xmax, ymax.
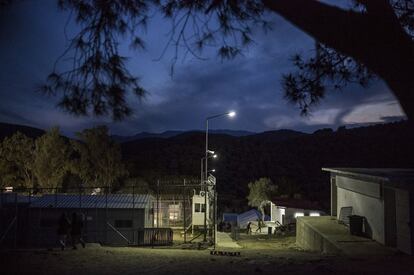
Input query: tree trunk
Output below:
<box><xmin>259</xmin><ymin>205</ymin><xmax>265</xmax><ymax>222</ymax></box>
<box><xmin>263</xmin><ymin>0</ymin><xmax>414</xmax><ymax>120</ymax></box>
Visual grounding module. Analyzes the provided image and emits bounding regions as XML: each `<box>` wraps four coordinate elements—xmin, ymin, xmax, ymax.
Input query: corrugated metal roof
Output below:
<box><xmin>237</xmin><ymin>209</ymin><xmax>270</xmax><ymax>228</ymax></box>
<box><xmin>237</xmin><ymin>209</ymin><xmax>261</xmax><ymax>228</ymax></box>
<box><xmin>30</xmin><ymin>194</ymin><xmax>153</xmax><ymax>209</ymax></box>
<box><xmin>0</xmin><ymin>193</ymin><xmax>32</xmax><ymax>205</ymax></box>
<box><xmin>222</xmin><ymin>213</ymin><xmax>238</xmax><ymax>222</ymax></box>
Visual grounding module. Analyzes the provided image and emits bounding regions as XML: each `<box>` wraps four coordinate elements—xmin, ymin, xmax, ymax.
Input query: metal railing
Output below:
<box><xmin>136</xmin><ymin>228</ymin><xmax>173</xmax><ymax>246</ymax></box>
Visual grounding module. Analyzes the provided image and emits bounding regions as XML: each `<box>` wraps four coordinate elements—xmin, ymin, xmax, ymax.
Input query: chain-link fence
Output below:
<box><xmin>0</xmin><ymin>180</ymin><xmax>207</xmax><ymax>249</ymax></box>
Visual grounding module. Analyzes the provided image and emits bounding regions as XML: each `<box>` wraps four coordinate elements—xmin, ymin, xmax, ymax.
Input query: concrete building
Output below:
<box><xmin>323</xmin><ymin>168</ymin><xmax>414</xmax><ymax>255</ymax></box>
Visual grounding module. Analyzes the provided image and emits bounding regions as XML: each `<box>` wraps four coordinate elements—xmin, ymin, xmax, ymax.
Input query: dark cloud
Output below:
<box><xmin>0</xmin><ymin>1</ymin><xmax>406</xmax><ymax>136</ymax></box>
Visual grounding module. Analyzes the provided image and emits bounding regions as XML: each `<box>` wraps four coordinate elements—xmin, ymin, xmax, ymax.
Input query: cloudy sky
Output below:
<box><xmin>0</xmin><ymin>1</ymin><xmax>406</xmax><ymax>136</ymax></box>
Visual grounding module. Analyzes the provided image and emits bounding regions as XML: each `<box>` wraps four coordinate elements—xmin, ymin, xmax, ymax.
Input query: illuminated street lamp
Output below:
<box><xmin>200</xmin><ymin>153</ymin><xmax>218</xmax><ymax>186</ymax></box>
<box><xmin>203</xmin><ymin>111</ymin><xmax>236</xmax><ymax>243</ymax></box>
<box><xmin>205</xmin><ymin>111</ymin><xmax>236</xmax><ymax>182</ymax></box>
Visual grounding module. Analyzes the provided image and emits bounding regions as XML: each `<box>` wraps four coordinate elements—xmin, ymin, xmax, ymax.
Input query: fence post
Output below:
<box><xmin>132</xmin><ymin>184</ymin><xmax>135</xmax><ymax>244</ymax></box>
<box><xmin>14</xmin><ymin>192</ymin><xmax>17</xmax><ymax>248</ymax></box>
<box><xmin>105</xmin><ymin>189</ymin><xmax>108</xmax><ymax>244</ymax></box>
<box><xmin>183</xmin><ymin>179</ymin><xmax>186</xmax><ymax>243</ymax></box>
<box><xmin>156</xmin><ymin>180</ymin><xmax>159</xmax><ymax>228</ymax></box>
<box><xmin>28</xmin><ymin>188</ymin><xmax>32</xmax><ymax>247</ymax></box>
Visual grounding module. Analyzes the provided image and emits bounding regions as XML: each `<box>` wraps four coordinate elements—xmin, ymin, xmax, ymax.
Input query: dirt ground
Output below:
<box><xmin>1</xmin><ymin>234</ymin><xmax>413</xmax><ymax>275</ymax></box>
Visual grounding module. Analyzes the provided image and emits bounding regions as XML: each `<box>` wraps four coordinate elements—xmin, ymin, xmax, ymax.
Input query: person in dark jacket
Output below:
<box><xmin>70</xmin><ymin>212</ymin><xmax>86</xmax><ymax>249</ymax></box>
<box><xmin>57</xmin><ymin>213</ymin><xmax>71</xmax><ymax>250</ymax></box>
<box><xmin>246</xmin><ymin>222</ymin><xmax>252</xmax><ymax>235</ymax></box>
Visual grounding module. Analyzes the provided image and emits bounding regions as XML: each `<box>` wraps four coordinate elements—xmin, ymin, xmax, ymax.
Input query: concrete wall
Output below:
<box><xmin>337</xmin><ymin>187</ymin><xmax>385</xmax><ymax>244</ymax></box>
<box><xmin>395</xmin><ymin>189</ymin><xmax>412</xmax><ymax>254</ymax></box>
<box><xmin>270</xmin><ymin>203</ymin><xmax>282</xmax><ymax>224</ymax></box>
<box><xmin>296</xmin><ymin>217</ymin><xmax>340</xmax><ymax>254</ymax></box>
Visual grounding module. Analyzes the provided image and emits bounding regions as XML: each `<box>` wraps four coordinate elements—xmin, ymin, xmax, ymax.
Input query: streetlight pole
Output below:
<box><xmin>203</xmin><ymin>111</ymin><xmax>236</xmax><ymax>243</ymax></box>
<box><xmin>201</xmin><ymin>154</ymin><xmax>216</xmax><ymax>242</ymax></box>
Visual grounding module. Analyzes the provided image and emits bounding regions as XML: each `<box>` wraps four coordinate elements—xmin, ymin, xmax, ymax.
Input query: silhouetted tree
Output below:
<box><xmin>37</xmin><ymin>0</ymin><xmax>414</xmax><ymax>120</ymax></box>
<box><xmin>0</xmin><ymin>132</ymin><xmax>35</xmax><ymax>188</ymax></box>
<box><xmin>276</xmin><ymin>176</ymin><xmax>301</xmax><ymax>197</ymax></box>
<box><xmin>247</xmin><ymin>177</ymin><xmax>278</xmax><ymax>221</ymax></box>
<box><xmin>71</xmin><ymin>126</ymin><xmax>128</xmax><ymax>190</ymax></box>
<box><xmin>119</xmin><ymin>177</ymin><xmax>153</xmax><ymax>194</ymax></box>
<box><xmin>33</xmin><ymin>127</ymin><xmax>71</xmax><ymax>190</ymax></box>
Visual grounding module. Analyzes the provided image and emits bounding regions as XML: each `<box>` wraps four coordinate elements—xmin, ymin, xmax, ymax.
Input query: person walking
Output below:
<box><xmin>57</xmin><ymin>213</ymin><xmax>71</xmax><ymax>250</ymax></box>
<box><xmin>255</xmin><ymin>218</ymin><xmax>262</xmax><ymax>233</ymax></box>
<box><xmin>70</xmin><ymin>212</ymin><xmax>86</xmax><ymax>249</ymax></box>
<box><xmin>246</xmin><ymin>222</ymin><xmax>252</xmax><ymax>235</ymax></box>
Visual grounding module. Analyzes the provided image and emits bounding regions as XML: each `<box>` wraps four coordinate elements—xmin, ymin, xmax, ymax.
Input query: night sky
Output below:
<box><xmin>0</xmin><ymin>1</ymin><xmax>406</xmax><ymax>136</ymax></box>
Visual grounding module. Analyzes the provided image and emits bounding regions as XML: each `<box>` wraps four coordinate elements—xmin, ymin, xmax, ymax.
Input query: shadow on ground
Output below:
<box><xmin>1</xmin><ymin>235</ymin><xmax>413</xmax><ymax>275</ymax></box>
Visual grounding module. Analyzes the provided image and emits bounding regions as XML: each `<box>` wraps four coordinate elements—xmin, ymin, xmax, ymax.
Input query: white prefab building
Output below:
<box><xmin>324</xmin><ymin>168</ymin><xmax>414</xmax><ymax>255</ymax></box>
<box><xmin>270</xmin><ymin>200</ymin><xmax>325</xmax><ymax>225</ymax></box>
<box><xmin>191</xmin><ymin>193</ymin><xmax>209</xmax><ymax>227</ymax></box>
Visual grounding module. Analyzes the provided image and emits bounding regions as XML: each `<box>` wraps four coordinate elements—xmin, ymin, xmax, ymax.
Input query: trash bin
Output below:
<box><xmin>348</xmin><ymin>215</ymin><xmax>364</xmax><ymax>236</ymax></box>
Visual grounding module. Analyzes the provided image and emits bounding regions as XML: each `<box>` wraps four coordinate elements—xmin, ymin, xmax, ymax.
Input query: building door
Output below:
<box><xmin>384</xmin><ymin>188</ymin><xmax>397</xmax><ymax>247</ymax></box>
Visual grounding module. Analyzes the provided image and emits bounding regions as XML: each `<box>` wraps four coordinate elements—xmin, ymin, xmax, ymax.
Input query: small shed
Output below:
<box><xmin>192</xmin><ymin>193</ymin><xmax>209</xmax><ymax>226</ymax></box>
<box><xmin>323</xmin><ymin>168</ymin><xmax>414</xmax><ymax>255</ymax></box>
<box><xmin>27</xmin><ymin>194</ymin><xmax>154</xmax><ymax>247</ymax></box>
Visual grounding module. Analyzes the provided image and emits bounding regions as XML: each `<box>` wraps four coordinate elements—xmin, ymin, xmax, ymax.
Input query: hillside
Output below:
<box><xmin>112</xmin><ymin>129</ymin><xmax>255</xmax><ymax>142</ymax></box>
<box><xmin>1</xmin><ymin>120</ymin><xmax>413</xmax><ymax>212</ymax></box>
<box><xmin>0</xmin><ymin>122</ymin><xmax>45</xmax><ymax>140</ymax></box>
<box><xmin>122</xmin><ymin>121</ymin><xmax>414</xmax><ymax>211</ymax></box>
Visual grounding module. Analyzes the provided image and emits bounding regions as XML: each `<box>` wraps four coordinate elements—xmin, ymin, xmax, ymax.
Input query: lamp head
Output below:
<box><xmin>228</xmin><ymin>111</ymin><xmax>236</xmax><ymax>118</ymax></box>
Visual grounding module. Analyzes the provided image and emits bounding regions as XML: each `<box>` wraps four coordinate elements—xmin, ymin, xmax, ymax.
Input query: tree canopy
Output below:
<box><xmin>29</xmin><ymin>0</ymin><xmax>414</xmax><ymax>121</ymax></box>
<box><xmin>33</xmin><ymin>127</ymin><xmax>71</xmax><ymax>190</ymax></box>
<box><xmin>0</xmin><ymin>132</ymin><xmax>35</xmax><ymax>189</ymax></box>
<box><xmin>247</xmin><ymin>177</ymin><xmax>278</xmax><ymax>220</ymax></box>
<box><xmin>71</xmin><ymin>126</ymin><xmax>128</xmax><ymax>190</ymax></box>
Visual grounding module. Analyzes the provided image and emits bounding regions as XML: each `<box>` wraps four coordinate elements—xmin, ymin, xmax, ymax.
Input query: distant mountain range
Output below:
<box><xmin>111</xmin><ymin>129</ymin><xmax>256</xmax><ymax>142</ymax></box>
<box><xmin>0</xmin><ymin>121</ymin><xmax>305</xmax><ymax>142</ymax></box>
<box><xmin>0</xmin><ymin>122</ymin><xmax>45</xmax><ymax>140</ymax></box>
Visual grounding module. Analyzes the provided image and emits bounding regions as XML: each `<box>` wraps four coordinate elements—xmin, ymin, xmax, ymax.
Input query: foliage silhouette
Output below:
<box><xmin>33</xmin><ymin>0</ymin><xmax>414</xmax><ymax>120</ymax></box>
<box><xmin>247</xmin><ymin>178</ymin><xmax>278</xmax><ymax>221</ymax></box>
<box><xmin>0</xmin><ymin>132</ymin><xmax>35</xmax><ymax>189</ymax></box>
<box><xmin>71</xmin><ymin>126</ymin><xmax>128</xmax><ymax>190</ymax></box>
<box><xmin>33</xmin><ymin>127</ymin><xmax>71</xmax><ymax>190</ymax></box>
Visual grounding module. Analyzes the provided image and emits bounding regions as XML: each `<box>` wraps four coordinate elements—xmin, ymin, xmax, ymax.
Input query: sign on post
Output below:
<box><xmin>207</xmin><ymin>174</ymin><xmax>216</xmax><ymax>185</ymax></box>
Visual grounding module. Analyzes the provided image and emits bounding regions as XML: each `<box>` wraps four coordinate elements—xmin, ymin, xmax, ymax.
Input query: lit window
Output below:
<box><xmin>294</xmin><ymin>212</ymin><xmax>304</xmax><ymax>218</ymax></box>
<box><xmin>169</xmin><ymin>204</ymin><xmax>180</xmax><ymax>220</ymax></box>
<box><xmin>169</xmin><ymin>212</ymin><xmax>178</xmax><ymax>220</ymax></box>
<box><xmin>310</xmin><ymin>212</ymin><xmax>320</xmax><ymax>217</ymax></box>
<box><xmin>194</xmin><ymin>203</ymin><xmax>205</xmax><ymax>213</ymax></box>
